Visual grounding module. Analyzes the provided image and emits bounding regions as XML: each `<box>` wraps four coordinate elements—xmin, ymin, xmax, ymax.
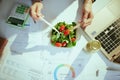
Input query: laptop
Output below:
<box><xmin>85</xmin><ymin>0</ymin><xmax>120</xmax><ymax>64</ymax></box>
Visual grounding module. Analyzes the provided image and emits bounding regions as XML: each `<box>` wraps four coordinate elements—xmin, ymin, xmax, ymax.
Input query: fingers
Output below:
<box><xmin>30</xmin><ymin>10</ymin><xmax>39</xmax><ymax>20</ymax></box>
<box><xmin>80</xmin><ymin>11</ymin><xmax>94</xmax><ymax>30</ymax></box>
<box><xmin>30</xmin><ymin>2</ymin><xmax>43</xmax><ymax>21</ymax></box>
<box><xmin>36</xmin><ymin>4</ymin><xmax>43</xmax><ymax>17</ymax></box>
<box><xmin>81</xmin><ymin>21</ymin><xmax>91</xmax><ymax>29</ymax></box>
<box><xmin>83</xmin><ymin>11</ymin><xmax>89</xmax><ymax>19</ymax></box>
<box><xmin>79</xmin><ymin>0</ymin><xmax>93</xmax><ymax>30</ymax></box>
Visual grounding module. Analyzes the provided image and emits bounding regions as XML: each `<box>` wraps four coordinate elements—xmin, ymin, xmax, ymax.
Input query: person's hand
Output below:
<box><xmin>30</xmin><ymin>2</ymin><xmax>43</xmax><ymax>21</ymax></box>
<box><xmin>79</xmin><ymin>0</ymin><xmax>94</xmax><ymax>29</ymax></box>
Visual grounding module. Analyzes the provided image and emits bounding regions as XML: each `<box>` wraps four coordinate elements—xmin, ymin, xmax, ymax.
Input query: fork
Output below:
<box><xmin>40</xmin><ymin>17</ymin><xmax>60</xmax><ymax>34</ymax></box>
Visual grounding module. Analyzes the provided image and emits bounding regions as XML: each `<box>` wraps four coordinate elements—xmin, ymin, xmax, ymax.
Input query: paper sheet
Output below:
<box><xmin>0</xmin><ymin>35</ymin><xmax>107</xmax><ymax>80</ymax></box>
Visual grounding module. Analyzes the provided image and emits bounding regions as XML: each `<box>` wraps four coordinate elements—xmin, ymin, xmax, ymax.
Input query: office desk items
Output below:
<box><xmin>0</xmin><ymin>35</ymin><xmax>107</xmax><ymax>80</ymax></box>
<box><xmin>6</xmin><ymin>3</ymin><xmax>29</xmax><ymax>28</ymax></box>
<box><xmin>0</xmin><ymin>37</ymin><xmax>8</xmax><ymax>57</ymax></box>
<box><xmin>24</xmin><ymin>24</ymin><xmax>30</xmax><ymax>26</ymax></box>
<box><xmin>106</xmin><ymin>67</ymin><xmax>120</xmax><ymax>71</ymax></box>
<box><xmin>96</xmin><ymin>69</ymin><xmax>99</xmax><ymax>77</ymax></box>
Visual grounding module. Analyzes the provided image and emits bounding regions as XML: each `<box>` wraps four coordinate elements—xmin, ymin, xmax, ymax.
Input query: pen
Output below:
<box><xmin>24</xmin><ymin>24</ymin><xmax>30</xmax><ymax>26</ymax></box>
<box><xmin>106</xmin><ymin>67</ymin><xmax>120</xmax><ymax>71</ymax></box>
<box><xmin>96</xmin><ymin>69</ymin><xmax>99</xmax><ymax>77</ymax></box>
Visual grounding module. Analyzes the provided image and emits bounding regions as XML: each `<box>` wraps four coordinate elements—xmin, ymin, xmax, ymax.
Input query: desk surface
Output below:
<box><xmin>0</xmin><ymin>0</ymin><xmax>120</xmax><ymax>80</ymax></box>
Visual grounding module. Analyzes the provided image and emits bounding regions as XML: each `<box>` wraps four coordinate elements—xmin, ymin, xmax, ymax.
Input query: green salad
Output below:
<box><xmin>51</xmin><ymin>22</ymin><xmax>77</xmax><ymax>47</ymax></box>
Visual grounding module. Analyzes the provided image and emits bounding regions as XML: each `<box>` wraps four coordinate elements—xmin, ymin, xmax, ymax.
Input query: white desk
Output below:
<box><xmin>0</xmin><ymin>0</ymin><xmax>120</xmax><ymax>80</ymax></box>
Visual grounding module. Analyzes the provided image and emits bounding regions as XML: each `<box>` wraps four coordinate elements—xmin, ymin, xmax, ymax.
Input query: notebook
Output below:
<box><xmin>85</xmin><ymin>0</ymin><xmax>120</xmax><ymax>64</ymax></box>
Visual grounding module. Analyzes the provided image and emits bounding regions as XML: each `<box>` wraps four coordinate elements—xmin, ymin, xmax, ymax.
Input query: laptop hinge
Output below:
<box><xmin>111</xmin><ymin>52</ymin><xmax>120</xmax><ymax>61</ymax></box>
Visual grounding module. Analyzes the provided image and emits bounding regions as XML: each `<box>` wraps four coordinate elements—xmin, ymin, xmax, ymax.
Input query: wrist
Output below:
<box><xmin>32</xmin><ymin>0</ymin><xmax>43</xmax><ymax>3</ymax></box>
<box><xmin>91</xmin><ymin>0</ymin><xmax>96</xmax><ymax>3</ymax></box>
<box><xmin>84</xmin><ymin>0</ymin><xmax>95</xmax><ymax>3</ymax></box>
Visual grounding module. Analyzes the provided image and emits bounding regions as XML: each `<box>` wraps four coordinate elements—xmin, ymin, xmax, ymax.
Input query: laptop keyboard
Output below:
<box><xmin>95</xmin><ymin>18</ymin><xmax>120</xmax><ymax>54</ymax></box>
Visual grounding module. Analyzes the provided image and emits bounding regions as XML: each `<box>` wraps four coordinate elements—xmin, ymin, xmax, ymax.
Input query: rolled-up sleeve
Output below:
<box><xmin>32</xmin><ymin>0</ymin><xmax>43</xmax><ymax>2</ymax></box>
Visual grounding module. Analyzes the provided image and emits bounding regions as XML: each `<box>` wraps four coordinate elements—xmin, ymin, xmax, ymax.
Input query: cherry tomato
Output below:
<box><xmin>64</xmin><ymin>29</ymin><xmax>70</xmax><ymax>36</ymax></box>
<box><xmin>55</xmin><ymin>42</ymin><xmax>62</xmax><ymax>47</ymax></box>
<box><xmin>71</xmin><ymin>37</ymin><xmax>76</xmax><ymax>42</ymax></box>
<box><xmin>62</xmin><ymin>41</ymin><xmax>67</xmax><ymax>47</ymax></box>
<box><xmin>59</xmin><ymin>25</ymin><xmax>65</xmax><ymax>32</ymax></box>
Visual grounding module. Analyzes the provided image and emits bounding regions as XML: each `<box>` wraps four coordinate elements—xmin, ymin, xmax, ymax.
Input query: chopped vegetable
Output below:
<box><xmin>51</xmin><ymin>22</ymin><xmax>77</xmax><ymax>47</ymax></box>
<box><xmin>64</xmin><ymin>29</ymin><xmax>70</xmax><ymax>36</ymax></box>
<box><xmin>55</xmin><ymin>42</ymin><xmax>62</xmax><ymax>47</ymax></box>
<box><xmin>59</xmin><ymin>25</ymin><xmax>65</xmax><ymax>32</ymax></box>
<box><xmin>62</xmin><ymin>41</ymin><xmax>67</xmax><ymax>47</ymax></box>
<box><xmin>71</xmin><ymin>37</ymin><xmax>76</xmax><ymax>42</ymax></box>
